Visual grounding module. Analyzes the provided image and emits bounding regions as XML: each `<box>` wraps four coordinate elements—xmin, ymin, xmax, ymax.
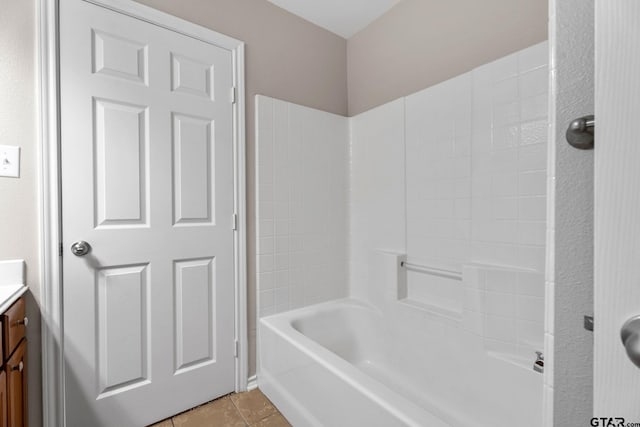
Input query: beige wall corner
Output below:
<box><xmin>347</xmin><ymin>0</ymin><xmax>548</xmax><ymax>116</ymax></box>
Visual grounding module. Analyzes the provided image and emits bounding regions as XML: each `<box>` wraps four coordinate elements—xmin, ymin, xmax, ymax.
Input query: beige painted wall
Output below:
<box><xmin>347</xmin><ymin>0</ymin><xmax>548</xmax><ymax>115</ymax></box>
<box><xmin>0</xmin><ymin>0</ymin><xmax>42</xmax><ymax>424</ymax></box>
<box><xmin>132</xmin><ymin>0</ymin><xmax>349</xmax><ymax>377</ymax></box>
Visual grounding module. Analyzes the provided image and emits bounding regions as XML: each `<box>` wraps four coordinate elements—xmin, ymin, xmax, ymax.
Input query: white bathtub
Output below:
<box><xmin>258</xmin><ymin>298</ymin><xmax>542</xmax><ymax>427</ymax></box>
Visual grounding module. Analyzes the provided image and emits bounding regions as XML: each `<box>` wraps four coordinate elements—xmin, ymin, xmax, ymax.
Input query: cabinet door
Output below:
<box><xmin>3</xmin><ymin>300</ymin><xmax>25</xmax><ymax>359</ymax></box>
<box><xmin>0</xmin><ymin>370</ymin><xmax>7</xmax><ymax>427</ymax></box>
<box><xmin>6</xmin><ymin>340</ymin><xmax>26</xmax><ymax>427</ymax></box>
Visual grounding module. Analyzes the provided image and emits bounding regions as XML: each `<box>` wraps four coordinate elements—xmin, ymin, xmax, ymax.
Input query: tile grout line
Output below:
<box><xmin>229</xmin><ymin>393</ymin><xmax>252</xmax><ymax>426</ymax></box>
<box><xmin>230</xmin><ymin>391</ymin><xmax>278</xmax><ymax>426</ymax></box>
<box><xmin>155</xmin><ymin>390</ymin><xmax>286</xmax><ymax>427</ymax></box>
<box><xmin>231</xmin><ymin>394</ymin><xmax>253</xmax><ymax>427</ymax></box>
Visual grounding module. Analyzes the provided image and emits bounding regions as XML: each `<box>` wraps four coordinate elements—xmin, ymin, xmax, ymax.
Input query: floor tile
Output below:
<box><xmin>253</xmin><ymin>413</ymin><xmax>292</xmax><ymax>427</ymax></box>
<box><xmin>172</xmin><ymin>396</ymin><xmax>247</xmax><ymax>427</ymax></box>
<box><xmin>230</xmin><ymin>389</ymin><xmax>278</xmax><ymax>425</ymax></box>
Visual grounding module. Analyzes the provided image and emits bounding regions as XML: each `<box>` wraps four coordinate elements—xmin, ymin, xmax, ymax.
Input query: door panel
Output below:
<box><xmin>96</xmin><ymin>264</ymin><xmax>149</xmax><ymax>396</ymax></box>
<box><xmin>60</xmin><ymin>0</ymin><xmax>236</xmax><ymax>425</ymax></box>
<box><xmin>172</xmin><ymin>113</ymin><xmax>215</xmax><ymax>224</ymax></box>
<box><xmin>170</xmin><ymin>53</ymin><xmax>214</xmax><ymax>99</ymax></box>
<box><xmin>174</xmin><ymin>257</ymin><xmax>216</xmax><ymax>372</ymax></box>
<box><xmin>94</xmin><ymin>98</ymin><xmax>148</xmax><ymax>227</ymax></box>
<box><xmin>92</xmin><ymin>29</ymin><xmax>148</xmax><ymax>84</ymax></box>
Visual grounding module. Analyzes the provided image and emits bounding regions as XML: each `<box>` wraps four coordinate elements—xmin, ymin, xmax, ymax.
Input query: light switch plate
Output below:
<box><xmin>0</xmin><ymin>145</ymin><xmax>20</xmax><ymax>178</ymax></box>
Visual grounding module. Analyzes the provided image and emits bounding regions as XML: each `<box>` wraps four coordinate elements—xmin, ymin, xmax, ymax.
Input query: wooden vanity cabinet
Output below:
<box><xmin>3</xmin><ymin>300</ymin><xmax>25</xmax><ymax>361</ymax></box>
<box><xmin>5</xmin><ymin>341</ymin><xmax>25</xmax><ymax>427</ymax></box>
<box><xmin>0</xmin><ymin>370</ymin><xmax>8</xmax><ymax>427</ymax></box>
<box><xmin>0</xmin><ymin>298</ymin><xmax>27</xmax><ymax>427</ymax></box>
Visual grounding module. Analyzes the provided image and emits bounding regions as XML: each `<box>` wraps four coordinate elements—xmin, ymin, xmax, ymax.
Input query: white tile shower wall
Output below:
<box><xmin>471</xmin><ymin>43</ymin><xmax>548</xmax><ymax>274</ymax></box>
<box><xmin>349</xmin><ymin>99</ymin><xmax>406</xmax><ymax>306</ymax></box>
<box><xmin>464</xmin><ymin>42</ymin><xmax>549</xmax><ymax>360</ymax></box>
<box><xmin>256</xmin><ymin>43</ymin><xmax>548</xmax><ymax>357</ymax></box>
<box><xmin>404</xmin><ymin>73</ymin><xmax>472</xmax><ymax>313</ymax></box>
<box><xmin>462</xmin><ymin>264</ymin><xmax>545</xmax><ymax>364</ymax></box>
<box><xmin>256</xmin><ymin>96</ymin><xmax>349</xmax><ymax>317</ymax></box>
<box><xmin>399</xmin><ymin>42</ymin><xmax>548</xmax><ymax>320</ymax></box>
<box><xmin>405</xmin><ymin>74</ymin><xmax>473</xmax><ymax>273</ymax></box>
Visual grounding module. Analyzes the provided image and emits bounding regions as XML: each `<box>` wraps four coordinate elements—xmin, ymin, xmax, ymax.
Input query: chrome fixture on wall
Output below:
<box><xmin>566</xmin><ymin>115</ymin><xmax>594</xmax><ymax>149</ymax></box>
<box><xmin>584</xmin><ymin>315</ymin><xmax>594</xmax><ymax>332</ymax></box>
<box><xmin>621</xmin><ymin>316</ymin><xmax>640</xmax><ymax>368</ymax></box>
<box><xmin>533</xmin><ymin>351</ymin><xmax>544</xmax><ymax>373</ymax></box>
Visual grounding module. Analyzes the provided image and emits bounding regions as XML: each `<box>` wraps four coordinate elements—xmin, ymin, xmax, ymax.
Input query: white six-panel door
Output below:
<box><xmin>60</xmin><ymin>0</ymin><xmax>236</xmax><ymax>425</ymax></box>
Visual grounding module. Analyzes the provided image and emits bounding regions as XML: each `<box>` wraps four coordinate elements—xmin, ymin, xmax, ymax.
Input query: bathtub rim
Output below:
<box><xmin>258</xmin><ymin>298</ymin><xmax>453</xmax><ymax>427</ymax></box>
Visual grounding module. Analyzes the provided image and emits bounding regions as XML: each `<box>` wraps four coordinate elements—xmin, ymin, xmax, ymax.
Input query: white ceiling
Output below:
<box><xmin>266</xmin><ymin>0</ymin><xmax>402</xmax><ymax>39</ymax></box>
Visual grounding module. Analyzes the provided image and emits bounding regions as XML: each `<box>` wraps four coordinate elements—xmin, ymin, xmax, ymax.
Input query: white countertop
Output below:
<box><xmin>0</xmin><ymin>260</ymin><xmax>28</xmax><ymax>312</ymax></box>
<box><xmin>0</xmin><ymin>284</ymin><xmax>27</xmax><ymax>314</ymax></box>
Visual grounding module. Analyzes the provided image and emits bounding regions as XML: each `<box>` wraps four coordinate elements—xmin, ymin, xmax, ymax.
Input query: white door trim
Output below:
<box><xmin>37</xmin><ymin>1</ymin><xmax>247</xmax><ymax>425</ymax></box>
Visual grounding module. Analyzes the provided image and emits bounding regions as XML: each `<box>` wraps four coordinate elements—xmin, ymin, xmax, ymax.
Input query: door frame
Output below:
<box><xmin>37</xmin><ymin>1</ymin><xmax>248</xmax><ymax>425</ymax></box>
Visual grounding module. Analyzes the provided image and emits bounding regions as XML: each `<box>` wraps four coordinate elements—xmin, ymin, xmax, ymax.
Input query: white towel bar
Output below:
<box><xmin>400</xmin><ymin>261</ymin><xmax>462</xmax><ymax>281</ymax></box>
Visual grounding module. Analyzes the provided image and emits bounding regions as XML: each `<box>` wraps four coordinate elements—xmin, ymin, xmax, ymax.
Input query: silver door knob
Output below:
<box><xmin>71</xmin><ymin>241</ymin><xmax>92</xmax><ymax>257</ymax></box>
<box><xmin>11</xmin><ymin>361</ymin><xmax>23</xmax><ymax>372</ymax></box>
<box><xmin>621</xmin><ymin>316</ymin><xmax>640</xmax><ymax>368</ymax></box>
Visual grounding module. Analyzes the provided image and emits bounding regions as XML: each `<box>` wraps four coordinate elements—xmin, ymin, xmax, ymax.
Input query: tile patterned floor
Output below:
<box><xmin>149</xmin><ymin>389</ymin><xmax>291</xmax><ymax>427</ymax></box>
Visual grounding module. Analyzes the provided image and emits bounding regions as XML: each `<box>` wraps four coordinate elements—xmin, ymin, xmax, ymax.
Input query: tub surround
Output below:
<box><xmin>350</xmin><ymin>41</ymin><xmax>548</xmax><ymax>358</ymax></box>
<box><xmin>255</xmin><ymin>96</ymin><xmax>350</xmax><ymax>318</ymax></box>
<box><xmin>349</xmin><ymin>98</ymin><xmax>406</xmax><ymax>308</ymax></box>
<box><xmin>256</xmin><ymin>42</ymin><xmax>548</xmax><ymax>427</ymax></box>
